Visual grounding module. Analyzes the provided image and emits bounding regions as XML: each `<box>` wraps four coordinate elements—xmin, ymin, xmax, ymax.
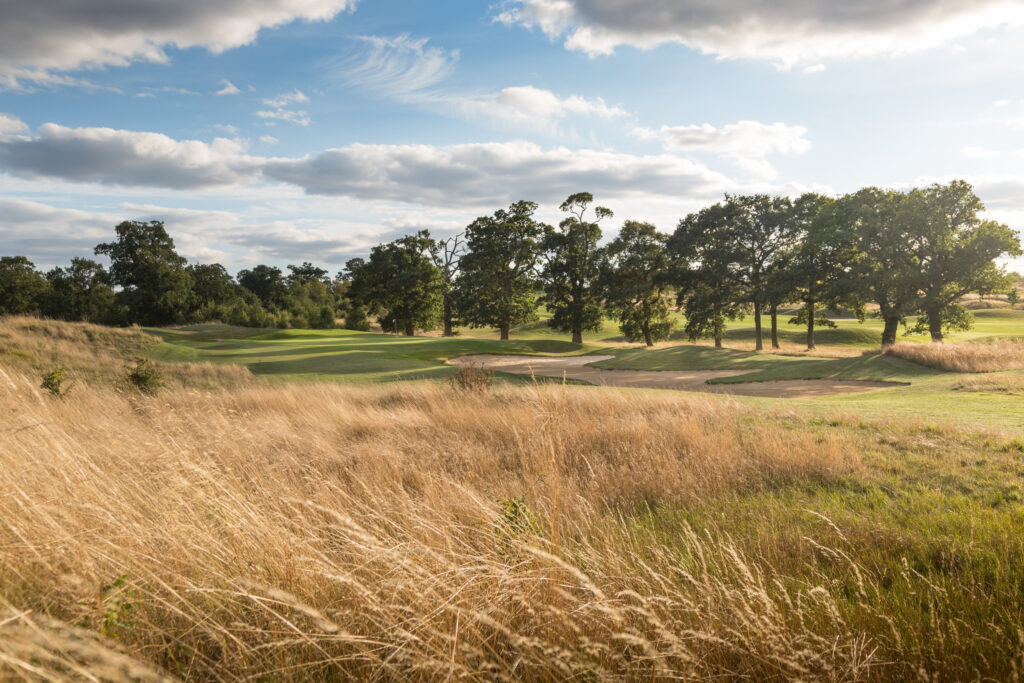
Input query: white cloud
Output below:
<box><xmin>257</xmin><ymin>90</ymin><xmax>312</xmax><ymax>126</ymax></box>
<box><xmin>632</xmin><ymin>121</ymin><xmax>811</xmax><ymax>178</ymax></box>
<box><xmin>332</xmin><ymin>34</ymin><xmax>458</xmax><ymax>97</ymax></box>
<box><xmin>963</xmin><ymin>146</ymin><xmax>1002</xmax><ymax>159</ymax></box>
<box><xmin>334</xmin><ymin>34</ymin><xmax>627</xmax><ymax>134</ymax></box>
<box><xmin>0</xmin><ymin>114</ymin><xmax>28</xmax><ymax>135</ymax></box>
<box><xmin>0</xmin><ymin>0</ymin><xmax>357</xmax><ymax>88</ymax></box>
<box><xmin>0</xmin><ymin>124</ymin><xmax>260</xmax><ymax>189</ymax></box>
<box><xmin>0</xmin><ymin>122</ymin><xmax>733</xmax><ymax>206</ymax></box>
<box><xmin>216</xmin><ymin>79</ymin><xmax>240</xmax><ymax>96</ymax></box>
<box><xmin>259</xmin><ymin>135</ymin><xmax>280</xmax><ymax>145</ymax></box>
<box><xmin>497</xmin><ymin>0</ymin><xmax>1024</xmax><ymax>67</ymax></box>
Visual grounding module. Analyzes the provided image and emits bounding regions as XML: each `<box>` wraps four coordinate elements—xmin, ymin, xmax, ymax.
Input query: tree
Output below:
<box><xmin>94</xmin><ymin>221</ymin><xmax>193</xmax><ymax>326</ymax></box>
<box><xmin>0</xmin><ymin>256</ymin><xmax>49</xmax><ymax>315</ymax></box>
<box><xmin>1009</xmin><ymin>287</ymin><xmax>1021</xmax><ymax>309</ymax></box>
<box><xmin>786</xmin><ymin>194</ymin><xmax>861</xmax><ymax>350</ymax></box>
<box><xmin>349</xmin><ymin>231</ymin><xmax>442</xmax><ymax>336</ymax></box>
<box><xmin>429</xmin><ymin>234</ymin><xmax>464</xmax><ymax>337</ymax></box>
<box><xmin>599</xmin><ymin>220</ymin><xmax>674</xmax><ymax>346</ymax></box>
<box><xmin>846</xmin><ymin>188</ymin><xmax>922</xmax><ymax>347</ymax></box>
<box><xmin>456</xmin><ymin>201</ymin><xmax>544</xmax><ymax>340</ymax></box>
<box><xmin>188</xmin><ymin>263</ymin><xmax>238</xmax><ymax>310</ymax></box>
<box><xmin>903</xmin><ymin>181</ymin><xmax>1022</xmax><ymax>342</ymax></box>
<box><xmin>539</xmin><ymin>193</ymin><xmax>612</xmax><ymax>344</ymax></box>
<box><xmin>727</xmin><ymin>194</ymin><xmax>797</xmax><ymax>351</ymax></box>
<box><xmin>669</xmin><ymin>203</ymin><xmax>744</xmax><ymax>348</ymax></box>
<box><xmin>44</xmin><ymin>258</ymin><xmax>115</xmax><ymax>323</ymax></box>
<box><xmin>237</xmin><ymin>265</ymin><xmax>286</xmax><ymax>308</ymax></box>
<box><xmin>286</xmin><ymin>262</ymin><xmax>329</xmax><ymax>286</ymax></box>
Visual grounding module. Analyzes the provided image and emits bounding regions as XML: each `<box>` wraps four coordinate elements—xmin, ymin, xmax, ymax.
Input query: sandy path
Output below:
<box><xmin>449</xmin><ymin>354</ymin><xmax>905</xmax><ymax>399</ymax></box>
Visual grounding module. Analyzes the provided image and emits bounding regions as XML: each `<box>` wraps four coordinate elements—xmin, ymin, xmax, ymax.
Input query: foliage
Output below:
<box><xmin>43</xmin><ymin>258</ymin><xmax>117</xmax><ymax>324</ymax></box>
<box><xmin>349</xmin><ymin>231</ymin><xmax>443</xmax><ymax>336</ymax></box>
<box><xmin>456</xmin><ymin>201</ymin><xmax>544</xmax><ymax>340</ymax></box>
<box><xmin>124</xmin><ymin>358</ymin><xmax>164</xmax><ymax>394</ymax></box>
<box><xmin>599</xmin><ymin>220</ymin><xmax>674</xmax><ymax>345</ymax></box>
<box><xmin>40</xmin><ymin>365</ymin><xmax>73</xmax><ymax>397</ymax></box>
<box><xmin>0</xmin><ymin>255</ymin><xmax>49</xmax><ymax>315</ymax></box>
<box><xmin>670</xmin><ymin>202</ymin><xmax>744</xmax><ymax>347</ymax></box>
<box><xmin>539</xmin><ymin>193</ymin><xmax>611</xmax><ymax>343</ymax></box>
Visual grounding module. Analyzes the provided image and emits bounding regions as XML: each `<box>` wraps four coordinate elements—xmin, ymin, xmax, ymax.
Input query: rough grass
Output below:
<box><xmin>2</xmin><ymin>359</ymin><xmax>1024</xmax><ymax>680</ymax></box>
<box><xmin>883</xmin><ymin>340</ymin><xmax>1024</xmax><ymax>372</ymax></box>
<box><xmin>0</xmin><ymin>316</ymin><xmax>254</xmax><ymax>390</ymax></box>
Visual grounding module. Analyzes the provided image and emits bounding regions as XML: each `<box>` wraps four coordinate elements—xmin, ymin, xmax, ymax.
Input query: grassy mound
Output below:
<box><xmin>884</xmin><ymin>340</ymin><xmax>1024</xmax><ymax>372</ymax></box>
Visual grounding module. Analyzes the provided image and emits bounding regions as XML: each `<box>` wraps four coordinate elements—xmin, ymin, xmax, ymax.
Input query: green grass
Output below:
<box><xmin>147</xmin><ymin>325</ymin><xmax>591</xmax><ymax>384</ymax></box>
<box><xmin>145</xmin><ymin>307</ymin><xmax>1024</xmax><ymax>429</ymax></box>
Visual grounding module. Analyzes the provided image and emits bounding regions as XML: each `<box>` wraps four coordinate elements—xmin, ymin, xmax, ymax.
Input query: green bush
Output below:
<box><xmin>40</xmin><ymin>365</ymin><xmax>72</xmax><ymax>397</ymax></box>
<box><xmin>125</xmin><ymin>358</ymin><xmax>163</xmax><ymax>394</ymax></box>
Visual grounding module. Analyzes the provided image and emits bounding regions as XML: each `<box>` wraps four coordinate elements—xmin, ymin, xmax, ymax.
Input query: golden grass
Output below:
<box><xmin>0</xmin><ymin>315</ymin><xmax>254</xmax><ymax>390</ymax></box>
<box><xmin>883</xmin><ymin>340</ymin><xmax>1024</xmax><ymax>372</ymax></box>
<box><xmin>0</xmin><ymin>363</ymin><xmax>874</xmax><ymax>680</ymax></box>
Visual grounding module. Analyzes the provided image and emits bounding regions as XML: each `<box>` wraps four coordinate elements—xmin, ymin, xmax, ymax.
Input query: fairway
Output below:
<box><xmin>145</xmin><ymin>307</ymin><xmax>1024</xmax><ymax>430</ymax></box>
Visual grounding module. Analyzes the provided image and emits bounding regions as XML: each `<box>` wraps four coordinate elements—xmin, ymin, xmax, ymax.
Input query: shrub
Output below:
<box><xmin>448</xmin><ymin>359</ymin><xmax>494</xmax><ymax>392</ymax></box>
<box><xmin>40</xmin><ymin>366</ymin><xmax>72</xmax><ymax>397</ymax></box>
<box><xmin>125</xmin><ymin>358</ymin><xmax>163</xmax><ymax>394</ymax></box>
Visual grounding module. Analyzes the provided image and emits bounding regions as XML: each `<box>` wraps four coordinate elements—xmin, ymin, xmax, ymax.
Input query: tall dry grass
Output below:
<box><xmin>883</xmin><ymin>340</ymin><xmax>1024</xmax><ymax>372</ymax></box>
<box><xmin>4</xmin><ymin>358</ymin><xmax>1022</xmax><ymax>680</ymax></box>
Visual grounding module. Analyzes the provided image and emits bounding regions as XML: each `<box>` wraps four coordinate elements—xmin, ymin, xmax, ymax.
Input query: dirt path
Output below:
<box><xmin>449</xmin><ymin>354</ymin><xmax>906</xmax><ymax>399</ymax></box>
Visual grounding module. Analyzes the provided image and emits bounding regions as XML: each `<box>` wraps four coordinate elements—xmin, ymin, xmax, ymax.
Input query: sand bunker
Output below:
<box><xmin>449</xmin><ymin>354</ymin><xmax>905</xmax><ymax>399</ymax></box>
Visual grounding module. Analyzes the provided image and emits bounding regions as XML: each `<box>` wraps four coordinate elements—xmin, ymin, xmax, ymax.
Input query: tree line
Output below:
<box><xmin>1</xmin><ymin>180</ymin><xmax>1020</xmax><ymax>348</ymax></box>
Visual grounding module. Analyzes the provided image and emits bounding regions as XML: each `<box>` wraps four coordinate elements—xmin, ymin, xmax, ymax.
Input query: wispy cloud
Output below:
<box><xmin>216</xmin><ymin>79</ymin><xmax>240</xmax><ymax>95</ymax></box>
<box><xmin>257</xmin><ymin>90</ymin><xmax>311</xmax><ymax>126</ymax></box>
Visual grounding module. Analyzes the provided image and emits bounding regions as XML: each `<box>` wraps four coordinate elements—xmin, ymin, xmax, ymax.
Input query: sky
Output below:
<box><xmin>1</xmin><ymin>0</ymin><xmax>1023</xmax><ymax>273</ymax></box>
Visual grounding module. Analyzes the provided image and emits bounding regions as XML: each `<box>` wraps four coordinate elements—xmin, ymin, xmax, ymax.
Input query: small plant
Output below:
<box><xmin>125</xmin><ymin>357</ymin><xmax>163</xmax><ymax>394</ymax></box>
<box><xmin>40</xmin><ymin>365</ymin><xmax>73</xmax><ymax>397</ymax></box>
<box><xmin>448</xmin><ymin>360</ymin><xmax>494</xmax><ymax>392</ymax></box>
<box><xmin>1008</xmin><ymin>288</ymin><xmax>1020</xmax><ymax>309</ymax></box>
<box><xmin>493</xmin><ymin>496</ymin><xmax>542</xmax><ymax>560</ymax></box>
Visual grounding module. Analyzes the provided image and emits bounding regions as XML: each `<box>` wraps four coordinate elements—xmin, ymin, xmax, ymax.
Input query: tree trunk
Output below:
<box><xmin>643</xmin><ymin>321</ymin><xmax>653</xmax><ymax>347</ymax></box>
<box><xmin>404</xmin><ymin>321</ymin><xmax>415</xmax><ymax>336</ymax></box>
<box><xmin>572</xmin><ymin>327</ymin><xmax>583</xmax><ymax>344</ymax></box>
<box><xmin>770</xmin><ymin>304</ymin><xmax>780</xmax><ymax>350</ymax></box>
<box><xmin>753</xmin><ymin>301</ymin><xmax>763</xmax><ymax>351</ymax></box>
<box><xmin>927</xmin><ymin>306</ymin><xmax>943</xmax><ymax>342</ymax></box>
<box><xmin>806</xmin><ymin>301</ymin><xmax>815</xmax><ymax>350</ymax></box>
<box><xmin>881</xmin><ymin>316</ymin><xmax>900</xmax><ymax>347</ymax></box>
<box><xmin>442</xmin><ymin>297</ymin><xmax>453</xmax><ymax>337</ymax></box>
<box><xmin>499</xmin><ymin>323</ymin><xmax>510</xmax><ymax>341</ymax></box>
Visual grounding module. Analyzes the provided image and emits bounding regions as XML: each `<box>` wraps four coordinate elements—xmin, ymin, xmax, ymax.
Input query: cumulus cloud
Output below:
<box><xmin>216</xmin><ymin>79</ymin><xmax>241</xmax><ymax>96</ymax></box>
<box><xmin>0</xmin><ymin>114</ymin><xmax>28</xmax><ymax>135</ymax></box>
<box><xmin>633</xmin><ymin>121</ymin><xmax>810</xmax><ymax>178</ymax></box>
<box><xmin>0</xmin><ymin>198</ymin><xmax>115</xmax><ymax>263</ymax></box>
<box><xmin>497</xmin><ymin>0</ymin><xmax>1024</xmax><ymax>66</ymax></box>
<box><xmin>452</xmin><ymin>85</ymin><xmax>627</xmax><ymax>129</ymax></box>
<box><xmin>0</xmin><ymin>124</ymin><xmax>260</xmax><ymax>189</ymax></box>
<box><xmin>0</xmin><ymin>122</ymin><xmax>732</xmax><ymax>206</ymax></box>
<box><xmin>0</xmin><ymin>0</ymin><xmax>357</xmax><ymax>87</ymax></box>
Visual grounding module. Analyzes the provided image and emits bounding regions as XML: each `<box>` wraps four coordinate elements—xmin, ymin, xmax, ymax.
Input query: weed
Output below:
<box><xmin>448</xmin><ymin>359</ymin><xmax>494</xmax><ymax>392</ymax></box>
<box><xmin>40</xmin><ymin>366</ymin><xmax>73</xmax><ymax>397</ymax></box>
<box><xmin>125</xmin><ymin>358</ymin><xmax>163</xmax><ymax>394</ymax></box>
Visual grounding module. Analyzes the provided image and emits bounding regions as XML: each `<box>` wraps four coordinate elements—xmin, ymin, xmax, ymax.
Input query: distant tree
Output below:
<box><xmin>456</xmin><ymin>201</ymin><xmax>544</xmax><ymax>340</ymax></box>
<box><xmin>903</xmin><ymin>181</ymin><xmax>1022</xmax><ymax>342</ymax></box>
<box><xmin>44</xmin><ymin>258</ymin><xmax>115</xmax><ymax>323</ymax></box>
<box><xmin>0</xmin><ymin>256</ymin><xmax>49</xmax><ymax>315</ymax></box>
<box><xmin>846</xmin><ymin>188</ymin><xmax>921</xmax><ymax>347</ymax></box>
<box><xmin>669</xmin><ymin>203</ymin><xmax>744</xmax><ymax>348</ymax></box>
<box><xmin>350</xmin><ymin>231</ymin><xmax>442</xmax><ymax>336</ymax></box>
<box><xmin>786</xmin><ymin>194</ymin><xmax>861</xmax><ymax>350</ymax></box>
<box><xmin>1009</xmin><ymin>287</ymin><xmax>1021</xmax><ymax>309</ymax></box>
<box><xmin>188</xmin><ymin>263</ymin><xmax>238</xmax><ymax>309</ymax></box>
<box><xmin>237</xmin><ymin>265</ymin><xmax>287</xmax><ymax>308</ymax></box>
<box><xmin>540</xmin><ymin>193</ymin><xmax>612</xmax><ymax>344</ymax></box>
<box><xmin>727</xmin><ymin>194</ymin><xmax>797</xmax><ymax>351</ymax></box>
<box><xmin>599</xmin><ymin>220</ymin><xmax>674</xmax><ymax>346</ymax></box>
<box><xmin>286</xmin><ymin>262</ymin><xmax>329</xmax><ymax>286</ymax></box>
<box><xmin>429</xmin><ymin>234</ymin><xmax>464</xmax><ymax>337</ymax></box>
<box><xmin>94</xmin><ymin>221</ymin><xmax>193</xmax><ymax>326</ymax></box>
<box><xmin>340</xmin><ymin>258</ymin><xmax>372</xmax><ymax>330</ymax></box>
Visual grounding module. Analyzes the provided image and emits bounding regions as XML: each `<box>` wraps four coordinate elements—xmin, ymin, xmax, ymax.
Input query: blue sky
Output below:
<box><xmin>1</xmin><ymin>0</ymin><xmax>1023</xmax><ymax>272</ymax></box>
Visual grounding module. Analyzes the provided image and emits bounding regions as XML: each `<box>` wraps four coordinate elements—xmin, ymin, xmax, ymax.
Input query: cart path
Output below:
<box><xmin>449</xmin><ymin>354</ymin><xmax>906</xmax><ymax>399</ymax></box>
